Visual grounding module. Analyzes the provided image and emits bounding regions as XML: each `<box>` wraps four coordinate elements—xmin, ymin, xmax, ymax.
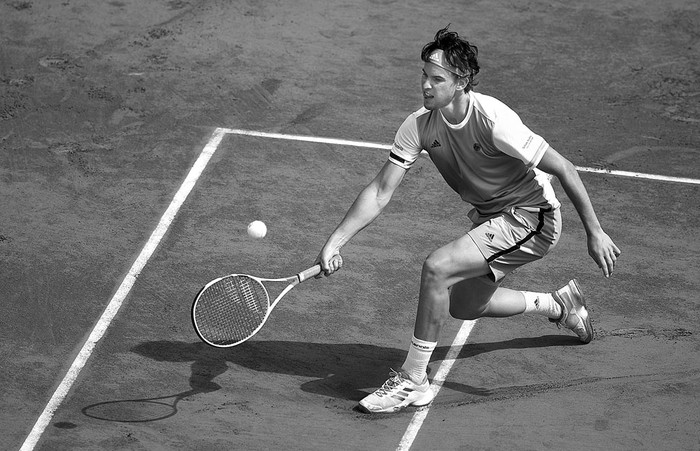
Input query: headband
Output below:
<box><xmin>427</xmin><ymin>49</ymin><xmax>467</xmax><ymax>77</ymax></box>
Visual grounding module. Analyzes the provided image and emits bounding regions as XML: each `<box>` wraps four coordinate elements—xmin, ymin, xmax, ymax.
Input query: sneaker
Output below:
<box><xmin>358</xmin><ymin>369</ymin><xmax>434</xmax><ymax>413</ymax></box>
<box><xmin>549</xmin><ymin>279</ymin><xmax>593</xmax><ymax>343</ymax></box>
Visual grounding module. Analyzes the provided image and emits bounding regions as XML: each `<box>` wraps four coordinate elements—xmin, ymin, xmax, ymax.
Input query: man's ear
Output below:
<box><xmin>454</xmin><ymin>75</ymin><xmax>468</xmax><ymax>92</ymax></box>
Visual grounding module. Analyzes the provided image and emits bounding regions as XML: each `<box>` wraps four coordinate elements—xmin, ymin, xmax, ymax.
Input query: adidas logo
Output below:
<box><xmin>430</xmin><ymin>139</ymin><xmax>441</xmax><ymax>148</ymax></box>
<box><xmin>485</xmin><ymin>232</ymin><xmax>494</xmax><ymax>242</ymax></box>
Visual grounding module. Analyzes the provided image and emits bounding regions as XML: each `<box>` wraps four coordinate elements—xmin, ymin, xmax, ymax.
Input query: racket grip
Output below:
<box><xmin>298</xmin><ymin>264</ymin><xmax>322</xmax><ymax>282</ymax></box>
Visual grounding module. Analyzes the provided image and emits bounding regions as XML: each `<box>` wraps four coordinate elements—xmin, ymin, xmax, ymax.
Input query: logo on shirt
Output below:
<box><xmin>473</xmin><ymin>143</ymin><xmax>482</xmax><ymax>152</ymax></box>
<box><xmin>485</xmin><ymin>232</ymin><xmax>494</xmax><ymax>242</ymax></box>
<box><xmin>430</xmin><ymin>139</ymin><xmax>441</xmax><ymax>148</ymax></box>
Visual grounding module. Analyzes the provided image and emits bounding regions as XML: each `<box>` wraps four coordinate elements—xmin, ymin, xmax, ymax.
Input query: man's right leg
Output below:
<box><xmin>412</xmin><ymin>233</ymin><xmax>492</xmax><ymax>342</ymax></box>
<box><xmin>358</xmin><ymin>234</ymin><xmax>490</xmax><ymax>414</ymax></box>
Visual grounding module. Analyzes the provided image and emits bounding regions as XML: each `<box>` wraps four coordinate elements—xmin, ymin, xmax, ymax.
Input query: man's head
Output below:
<box><xmin>421</xmin><ymin>26</ymin><xmax>480</xmax><ymax>93</ymax></box>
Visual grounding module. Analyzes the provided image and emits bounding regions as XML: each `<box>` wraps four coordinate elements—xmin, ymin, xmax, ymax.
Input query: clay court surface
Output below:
<box><xmin>2</xmin><ymin>1</ymin><xmax>699</xmax><ymax>450</ymax></box>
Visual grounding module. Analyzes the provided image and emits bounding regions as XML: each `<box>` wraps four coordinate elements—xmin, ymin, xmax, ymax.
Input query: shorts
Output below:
<box><xmin>467</xmin><ymin>206</ymin><xmax>561</xmax><ymax>284</ymax></box>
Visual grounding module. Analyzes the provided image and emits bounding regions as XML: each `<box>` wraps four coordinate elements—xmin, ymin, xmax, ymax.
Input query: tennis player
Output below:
<box><xmin>317</xmin><ymin>26</ymin><xmax>621</xmax><ymax>413</ymax></box>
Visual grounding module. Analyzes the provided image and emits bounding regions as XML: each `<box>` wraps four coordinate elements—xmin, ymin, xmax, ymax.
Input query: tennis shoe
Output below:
<box><xmin>549</xmin><ymin>279</ymin><xmax>593</xmax><ymax>343</ymax></box>
<box><xmin>358</xmin><ymin>369</ymin><xmax>434</xmax><ymax>413</ymax></box>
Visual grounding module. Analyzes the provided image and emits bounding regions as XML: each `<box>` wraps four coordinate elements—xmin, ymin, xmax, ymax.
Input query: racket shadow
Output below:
<box><xmin>81</xmin><ymin>365</ymin><xmax>223</xmax><ymax>423</ymax></box>
<box><xmin>129</xmin><ymin>334</ymin><xmax>578</xmax><ymax>403</ymax></box>
<box><xmin>82</xmin><ymin>389</ymin><xmax>198</xmax><ymax>423</ymax></box>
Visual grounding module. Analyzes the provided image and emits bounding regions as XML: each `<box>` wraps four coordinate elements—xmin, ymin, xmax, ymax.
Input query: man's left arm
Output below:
<box><xmin>537</xmin><ymin>146</ymin><xmax>622</xmax><ymax>278</ymax></box>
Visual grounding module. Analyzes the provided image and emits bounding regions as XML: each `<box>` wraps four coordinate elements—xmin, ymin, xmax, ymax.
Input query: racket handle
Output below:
<box><xmin>298</xmin><ymin>264</ymin><xmax>323</xmax><ymax>282</ymax></box>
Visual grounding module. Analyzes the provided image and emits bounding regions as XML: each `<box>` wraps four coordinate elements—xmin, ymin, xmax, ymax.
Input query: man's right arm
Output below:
<box><xmin>318</xmin><ymin>161</ymin><xmax>407</xmax><ymax>275</ymax></box>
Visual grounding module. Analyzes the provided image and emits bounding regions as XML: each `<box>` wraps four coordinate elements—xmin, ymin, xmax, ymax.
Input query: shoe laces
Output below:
<box><xmin>374</xmin><ymin>369</ymin><xmax>406</xmax><ymax>397</ymax></box>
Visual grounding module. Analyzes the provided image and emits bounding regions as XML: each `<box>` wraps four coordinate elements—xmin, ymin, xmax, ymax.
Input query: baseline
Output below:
<box><xmin>222</xmin><ymin>128</ymin><xmax>700</xmax><ymax>186</ymax></box>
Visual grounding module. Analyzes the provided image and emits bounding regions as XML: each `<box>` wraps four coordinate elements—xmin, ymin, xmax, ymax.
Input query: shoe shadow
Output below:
<box><xmin>130</xmin><ymin>334</ymin><xmax>577</xmax><ymax>403</ymax></box>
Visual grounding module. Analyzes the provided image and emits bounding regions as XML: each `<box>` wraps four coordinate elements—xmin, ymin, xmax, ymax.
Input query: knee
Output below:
<box><xmin>421</xmin><ymin>252</ymin><xmax>450</xmax><ymax>288</ymax></box>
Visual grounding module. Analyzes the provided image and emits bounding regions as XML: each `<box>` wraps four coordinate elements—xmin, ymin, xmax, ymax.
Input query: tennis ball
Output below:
<box><xmin>247</xmin><ymin>220</ymin><xmax>267</xmax><ymax>239</ymax></box>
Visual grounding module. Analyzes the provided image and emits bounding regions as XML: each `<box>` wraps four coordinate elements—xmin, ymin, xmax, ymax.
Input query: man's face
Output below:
<box><xmin>421</xmin><ymin>62</ymin><xmax>462</xmax><ymax>110</ymax></box>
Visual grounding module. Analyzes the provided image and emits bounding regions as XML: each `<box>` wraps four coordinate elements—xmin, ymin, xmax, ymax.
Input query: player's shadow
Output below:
<box><xmin>132</xmin><ymin>334</ymin><xmax>578</xmax><ymax>403</ymax></box>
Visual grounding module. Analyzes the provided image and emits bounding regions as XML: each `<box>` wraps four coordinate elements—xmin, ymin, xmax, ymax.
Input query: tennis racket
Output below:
<box><xmin>191</xmin><ymin>263</ymin><xmax>328</xmax><ymax>348</ymax></box>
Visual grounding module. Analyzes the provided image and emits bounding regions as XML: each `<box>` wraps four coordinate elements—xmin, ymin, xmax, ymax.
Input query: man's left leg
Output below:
<box><xmin>448</xmin><ymin>276</ymin><xmax>592</xmax><ymax>343</ymax></box>
<box><xmin>448</xmin><ymin>277</ymin><xmax>562</xmax><ymax>321</ymax></box>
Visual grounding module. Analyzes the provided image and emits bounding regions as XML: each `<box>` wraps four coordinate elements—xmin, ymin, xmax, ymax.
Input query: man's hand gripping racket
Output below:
<box><xmin>191</xmin><ymin>256</ymin><xmax>341</xmax><ymax>348</ymax></box>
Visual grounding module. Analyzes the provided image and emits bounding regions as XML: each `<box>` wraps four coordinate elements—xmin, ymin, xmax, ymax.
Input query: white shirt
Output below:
<box><xmin>389</xmin><ymin>92</ymin><xmax>560</xmax><ymax>222</ymax></box>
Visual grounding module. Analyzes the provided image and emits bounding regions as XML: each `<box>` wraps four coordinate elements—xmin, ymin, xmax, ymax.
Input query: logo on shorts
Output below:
<box><xmin>473</xmin><ymin>143</ymin><xmax>482</xmax><ymax>152</ymax></box>
<box><xmin>430</xmin><ymin>139</ymin><xmax>441</xmax><ymax>148</ymax></box>
<box><xmin>485</xmin><ymin>232</ymin><xmax>494</xmax><ymax>242</ymax></box>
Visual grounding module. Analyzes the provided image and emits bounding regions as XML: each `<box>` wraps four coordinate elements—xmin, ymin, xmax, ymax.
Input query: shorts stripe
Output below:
<box><xmin>486</xmin><ymin>207</ymin><xmax>551</xmax><ymax>263</ymax></box>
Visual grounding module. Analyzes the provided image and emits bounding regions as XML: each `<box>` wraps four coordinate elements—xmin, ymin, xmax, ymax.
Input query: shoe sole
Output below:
<box><xmin>358</xmin><ymin>390</ymin><xmax>434</xmax><ymax>414</ymax></box>
<box><xmin>568</xmin><ymin>279</ymin><xmax>593</xmax><ymax>344</ymax></box>
<box><xmin>552</xmin><ymin>279</ymin><xmax>593</xmax><ymax>344</ymax></box>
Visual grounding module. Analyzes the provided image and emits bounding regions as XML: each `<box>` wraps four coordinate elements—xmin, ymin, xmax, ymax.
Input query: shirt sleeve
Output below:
<box><xmin>491</xmin><ymin>105</ymin><xmax>549</xmax><ymax>169</ymax></box>
<box><xmin>388</xmin><ymin>112</ymin><xmax>423</xmax><ymax>170</ymax></box>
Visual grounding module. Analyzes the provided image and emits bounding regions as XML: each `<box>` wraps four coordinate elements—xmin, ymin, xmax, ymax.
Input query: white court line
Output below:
<box><xmin>574</xmin><ymin>166</ymin><xmax>700</xmax><ymax>185</ymax></box>
<box><xmin>221</xmin><ymin>128</ymin><xmax>394</xmax><ymax>150</ymax></box>
<box><xmin>223</xmin><ymin>128</ymin><xmax>700</xmax><ymax>186</ymax></box>
<box><xmin>20</xmin><ymin>127</ymin><xmax>228</xmax><ymax>451</ymax></box>
<box><xmin>396</xmin><ymin>320</ymin><xmax>477</xmax><ymax>451</ymax></box>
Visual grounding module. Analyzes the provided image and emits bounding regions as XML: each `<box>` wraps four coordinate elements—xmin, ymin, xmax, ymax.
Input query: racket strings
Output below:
<box><xmin>193</xmin><ymin>276</ymin><xmax>269</xmax><ymax>346</ymax></box>
<box><xmin>240</xmin><ymin>279</ymin><xmax>263</xmax><ymax>315</ymax></box>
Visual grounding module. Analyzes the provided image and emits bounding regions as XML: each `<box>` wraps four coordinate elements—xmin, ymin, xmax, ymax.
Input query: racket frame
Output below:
<box><xmin>192</xmin><ymin>264</ymin><xmax>322</xmax><ymax>348</ymax></box>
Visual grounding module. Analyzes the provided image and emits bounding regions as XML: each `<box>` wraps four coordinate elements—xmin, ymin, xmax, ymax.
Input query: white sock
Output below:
<box><xmin>401</xmin><ymin>335</ymin><xmax>437</xmax><ymax>383</ymax></box>
<box><xmin>522</xmin><ymin>291</ymin><xmax>562</xmax><ymax>320</ymax></box>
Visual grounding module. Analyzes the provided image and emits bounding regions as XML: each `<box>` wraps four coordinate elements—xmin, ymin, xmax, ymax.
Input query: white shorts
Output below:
<box><xmin>467</xmin><ymin>206</ymin><xmax>561</xmax><ymax>283</ymax></box>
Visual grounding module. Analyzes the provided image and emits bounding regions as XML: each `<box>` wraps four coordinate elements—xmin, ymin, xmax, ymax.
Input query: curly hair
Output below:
<box><xmin>421</xmin><ymin>25</ymin><xmax>480</xmax><ymax>92</ymax></box>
